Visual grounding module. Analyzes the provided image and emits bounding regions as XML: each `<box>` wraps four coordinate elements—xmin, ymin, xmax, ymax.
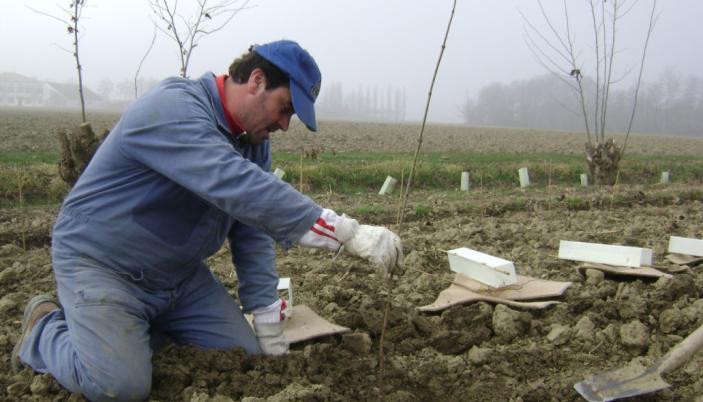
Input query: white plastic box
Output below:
<box><xmin>558</xmin><ymin>240</ymin><xmax>653</xmax><ymax>267</ymax></box>
<box><xmin>447</xmin><ymin>247</ymin><xmax>518</xmax><ymax>288</ymax></box>
<box><xmin>668</xmin><ymin>236</ymin><xmax>703</xmax><ymax>257</ymax></box>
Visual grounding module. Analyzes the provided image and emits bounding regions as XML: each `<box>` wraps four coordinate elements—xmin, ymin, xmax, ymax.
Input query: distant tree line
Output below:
<box><xmin>317</xmin><ymin>81</ymin><xmax>406</xmax><ymax>122</ymax></box>
<box><xmin>462</xmin><ymin>70</ymin><xmax>703</xmax><ymax>136</ymax></box>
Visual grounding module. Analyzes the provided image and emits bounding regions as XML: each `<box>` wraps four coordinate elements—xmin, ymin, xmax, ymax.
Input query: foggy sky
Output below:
<box><xmin>1</xmin><ymin>0</ymin><xmax>701</xmax><ymax>123</ymax></box>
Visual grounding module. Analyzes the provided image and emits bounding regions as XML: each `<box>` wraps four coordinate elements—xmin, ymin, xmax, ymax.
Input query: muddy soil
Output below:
<box><xmin>1</xmin><ymin>185</ymin><xmax>703</xmax><ymax>401</ymax></box>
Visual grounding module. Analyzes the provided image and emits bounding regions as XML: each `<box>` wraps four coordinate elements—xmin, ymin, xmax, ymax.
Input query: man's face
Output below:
<box><xmin>240</xmin><ymin>75</ymin><xmax>294</xmax><ymax>145</ymax></box>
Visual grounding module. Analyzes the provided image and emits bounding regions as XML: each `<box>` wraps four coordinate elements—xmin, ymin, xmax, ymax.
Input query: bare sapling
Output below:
<box><xmin>609</xmin><ymin>168</ymin><xmax>621</xmax><ymax>210</ymax></box>
<box><xmin>149</xmin><ymin>0</ymin><xmax>251</xmax><ymax>78</ymax></box>
<box><xmin>522</xmin><ymin>0</ymin><xmax>658</xmax><ymax>185</ymax></box>
<box><xmin>395</xmin><ymin>167</ymin><xmax>405</xmax><ymax>226</ymax></box>
<box><xmin>134</xmin><ymin>27</ymin><xmax>158</xmax><ymax>99</ymax></box>
<box><xmin>480</xmin><ymin>170</ymin><xmax>485</xmax><ymax>217</ymax></box>
<box><xmin>29</xmin><ymin>1</ymin><xmax>89</xmax><ymax>123</ymax></box>
<box><xmin>14</xmin><ymin>165</ymin><xmax>27</xmax><ymax>250</ymax></box>
<box><xmin>378</xmin><ymin>0</ymin><xmax>457</xmax><ymax>377</ymax></box>
<box><xmin>299</xmin><ymin>148</ymin><xmax>304</xmax><ymax>192</ymax></box>
<box><xmin>547</xmin><ymin>159</ymin><xmax>552</xmax><ymax>210</ymax></box>
<box><xmin>29</xmin><ymin>1</ymin><xmax>104</xmax><ymax>187</ymax></box>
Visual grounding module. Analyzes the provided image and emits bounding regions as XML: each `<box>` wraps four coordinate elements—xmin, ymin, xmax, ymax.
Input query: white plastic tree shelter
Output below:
<box><xmin>446</xmin><ymin>247</ymin><xmax>518</xmax><ymax>288</ymax></box>
<box><xmin>379</xmin><ymin>175</ymin><xmax>398</xmax><ymax>195</ymax></box>
<box><xmin>460</xmin><ymin>171</ymin><xmax>470</xmax><ymax>191</ymax></box>
<box><xmin>661</xmin><ymin>171</ymin><xmax>670</xmax><ymax>184</ymax></box>
<box><xmin>668</xmin><ymin>236</ymin><xmax>703</xmax><ymax>257</ymax></box>
<box><xmin>518</xmin><ymin>167</ymin><xmax>530</xmax><ymax>188</ymax></box>
<box><xmin>580</xmin><ymin>174</ymin><xmax>588</xmax><ymax>187</ymax></box>
<box><xmin>273</xmin><ymin>168</ymin><xmax>285</xmax><ymax>180</ymax></box>
<box><xmin>558</xmin><ymin>240</ymin><xmax>653</xmax><ymax>267</ymax></box>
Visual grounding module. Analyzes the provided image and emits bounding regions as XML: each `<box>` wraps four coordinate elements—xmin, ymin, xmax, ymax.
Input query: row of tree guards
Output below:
<box><xmin>271</xmin><ymin>167</ymin><xmax>673</xmax><ymax>195</ymax></box>
<box><xmin>376</xmin><ymin>168</ymin><xmax>673</xmax><ymax>195</ymax></box>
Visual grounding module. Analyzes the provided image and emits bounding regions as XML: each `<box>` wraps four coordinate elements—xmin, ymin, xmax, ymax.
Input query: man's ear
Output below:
<box><xmin>247</xmin><ymin>68</ymin><xmax>266</xmax><ymax>94</ymax></box>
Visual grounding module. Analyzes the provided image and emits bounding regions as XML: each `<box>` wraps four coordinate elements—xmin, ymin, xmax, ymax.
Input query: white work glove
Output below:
<box><xmin>252</xmin><ymin>299</ymin><xmax>288</xmax><ymax>356</ymax></box>
<box><xmin>299</xmin><ymin>208</ymin><xmax>404</xmax><ymax>277</ymax></box>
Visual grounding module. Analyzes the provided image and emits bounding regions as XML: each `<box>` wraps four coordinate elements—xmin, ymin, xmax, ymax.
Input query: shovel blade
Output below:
<box><xmin>574</xmin><ymin>360</ymin><xmax>671</xmax><ymax>402</ymax></box>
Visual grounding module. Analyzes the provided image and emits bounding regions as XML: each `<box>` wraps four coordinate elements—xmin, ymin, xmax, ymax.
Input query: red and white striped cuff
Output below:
<box><xmin>299</xmin><ymin>208</ymin><xmax>343</xmax><ymax>251</ymax></box>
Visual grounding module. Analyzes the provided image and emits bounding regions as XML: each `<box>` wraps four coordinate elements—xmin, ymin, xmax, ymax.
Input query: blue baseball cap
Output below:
<box><xmin>253</xmin><ymin>40</ymin><xmax>321</xmax><ymax>132</ymax></box>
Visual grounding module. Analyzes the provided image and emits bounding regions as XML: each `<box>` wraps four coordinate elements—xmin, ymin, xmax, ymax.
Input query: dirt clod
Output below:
<box><xmin>584</xmin><ymin>268</ymin><xmax>605</xmax><ymax>285</ymax></box>
<box><xmin>574</xmin><ymin>315</ymin><xmax>596</xmax><ymax>340</ymax></box>
<box><xmin>659</xmin><ymin>308</ymin><xmax>685</xmax><ymax>334</ymax></box>
<box><xmin>492</xmin><ymin>304</ymin><xmax>531</xmax><ymax>343</ymax></box>
<box><xmin>342</xmin><ymin>331</ymin><xmax>372</xmax><ymax>354</ymax></box>
<box><xmin>620</xmin><ymin>320</ymin><xmax>650</xmax><ymax>349</ymax></box>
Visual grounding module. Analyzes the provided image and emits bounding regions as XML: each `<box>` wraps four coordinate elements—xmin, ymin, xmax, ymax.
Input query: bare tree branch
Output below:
<box><xmin>589</xmin><ymin>0</ymin><xmax>602</xmax><ymax>140</ymax></box>
<box><xmin>26</xmin><ymin>6</ymin><xmax>70</xmax><ymax>25</ymax></box>
<box><xmin>520</xmin><ymin>8</ymin><xmax>572</xmax><ymax>68</ymax></box>
<box><xmin>561</xmin><ymin>0</ymin><xmax>593</xmax><ymax>144</ymax></box>
<box><xmin>149</xmin><ymin>0</ymin><xmax>252</xmax><ymax>78</ymax></box>
<box><xmin>523</xmin><ymin>32</ymin><xmax>573</xmax><ymax>81</ymax></box>
<box><xmin>622</xmin><ymin>0</ymin><xmax>658</xmax><ymax>154</ymax></box>
<box><xmin>522</xmin><ymin>0</ymin><xmax>657</xmax><ymax>184</ymax></box>
<box><xmin>135</xmin><ymin>27</ymin><xmax>158</xmax><ymax>99</ymax></box>
<box><xmin>550</xmin><ymin>91</ymin><xmax>582</xmax><ymax>117</ymax></box>
<box><xmin>29</xmin><ymin>1</ymin><xmax>89</xmax><ymax>123</ymax></box>
<box><xmin>601</xmin><ymin>0</ymin><xmax>621</xmax><ymax>141</ymax></box>
<box><xmin>537</xmin><ymin>0</ymin><xmax>572</xmax><ymax>59</ymax></box>
<box><xmin>522</xmin><ymin>1</ymin><xmax>595</xmax><ymax>144</ymax></box>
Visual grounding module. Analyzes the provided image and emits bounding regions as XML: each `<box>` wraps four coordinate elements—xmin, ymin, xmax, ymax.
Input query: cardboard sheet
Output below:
<box><xmin>418</xmin><ymin>273</ymin><xmax>572</xmax><ymax>312</ymax></box>
<box><xmin>285</xmin><ymin>305</ymin><xmax>350</xmax><ymax>344</ymax></box>
<box><xmin>577</xmin><ymin>262</ymin><xmax>673</xmax><ymax>279</ymax></box>
<box><xmin>666</xmin><ymin>253</ymin><xmax>703</xmax><ymax>267</ymax></box>
<box><xmin>246</xmin><ymin>304</ymin><xmax>350</xmax><ymax>344</ymax></box>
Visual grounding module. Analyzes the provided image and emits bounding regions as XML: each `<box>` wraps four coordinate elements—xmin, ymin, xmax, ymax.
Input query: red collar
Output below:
<box><xmin>216</xmin><ymin>75</ymin><xmax>245</xmax><ymax>136</ymax></box>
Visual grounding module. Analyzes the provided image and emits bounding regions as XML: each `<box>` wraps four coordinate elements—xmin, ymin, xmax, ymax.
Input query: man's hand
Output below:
<box><xmin>299</xmin><ymin>209</ymin><xmax>404</xmax><ymax>277</ymax></box>
<box><xmin>252</xmin><ymin>299</ymin><xmax>288</xmax><ymax>356</ymax></box>
<box><xmin>336</xmin><ymin>216</ymin><xmax>403</xmax><ymax>278</ymax></box>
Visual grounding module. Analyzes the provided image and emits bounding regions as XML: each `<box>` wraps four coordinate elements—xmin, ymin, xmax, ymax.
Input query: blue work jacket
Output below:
<box><xmin>52</xmin><ymin>72</ymin><xmax>321</xmax><ymax>311</ymax></box>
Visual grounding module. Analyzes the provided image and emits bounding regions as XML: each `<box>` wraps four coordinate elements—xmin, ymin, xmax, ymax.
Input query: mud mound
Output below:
<box><xmin>2</xmin><ymin>188</ymin><xmax>703</xmax><ymax>401</ymax></box>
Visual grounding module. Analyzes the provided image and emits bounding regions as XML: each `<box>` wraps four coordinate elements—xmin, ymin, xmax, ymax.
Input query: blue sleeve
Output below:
<box><xmin>228</xmin><ymin>222</ymin><xmax>278</xmax><ymax>312</ymax></box>
<box><xmin>229</xmin><ymin>136</ymin><xmax>278</xmax><ymax>312</ymax></box>
<box><xmin>117</xmin><ymin>82</ymin><xmax>321</xmax><ymax>247</ymax></box>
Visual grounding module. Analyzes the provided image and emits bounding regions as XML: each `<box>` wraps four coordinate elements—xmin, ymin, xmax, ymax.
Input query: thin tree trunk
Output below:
<box><xmin>73</xmin><ymin>1</ymin><xmax>86</xmax><ymax>123</ymax></box>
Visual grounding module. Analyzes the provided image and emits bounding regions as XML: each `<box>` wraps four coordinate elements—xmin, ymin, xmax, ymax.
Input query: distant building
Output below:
<box><xmin>0</xmin><ymin>72</ymin><xmax>102</xmax><ymax>108</ymax></box>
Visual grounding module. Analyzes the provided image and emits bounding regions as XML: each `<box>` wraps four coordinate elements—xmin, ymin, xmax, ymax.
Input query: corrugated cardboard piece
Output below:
<box><xmin>666</xmin><ymin>253</ymin><xmax>703</xmax><ymax>267</ymax></box>
<box><xmin>246</xmin><ymin>305</ymin><xmax>350</xmax><ymax>344</ymax></box>
<box><xmin>285</xmin><ymin>305</ymin><xmax>350</xmax><ymax>344</ymax></box>
<box><xmin>418</xmin><ymin>273</ymin><xmax>572</xmax><ymax>312</ymax></box>
<box><xmin>576</xmin><ymin>262</ymin><xmax>673</xmax><ymax>279</ymax></box>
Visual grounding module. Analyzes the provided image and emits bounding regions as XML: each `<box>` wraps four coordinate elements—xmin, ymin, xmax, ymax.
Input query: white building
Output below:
<box><xmin>0</xmin><ymin>72</ymin><xmax>102</xmax><ymax>108</ymax></box>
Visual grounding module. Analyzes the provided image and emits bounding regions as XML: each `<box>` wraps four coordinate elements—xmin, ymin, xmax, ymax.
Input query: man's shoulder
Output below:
<box><xmin>156</xmin><ymin>74</ymin><xmax>214</xmax><ymax>97</ymax></box>
<box><xmin>137</xmin><ymin>74</ymin><xmax>216</xmax><ymax>115</ymax></box>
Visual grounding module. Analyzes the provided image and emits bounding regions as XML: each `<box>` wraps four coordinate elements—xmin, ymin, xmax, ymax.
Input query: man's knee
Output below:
<box><xmin>80</xmin><ymin>366</ymin><xmax>152</xmax><ymax>402</ymax></box>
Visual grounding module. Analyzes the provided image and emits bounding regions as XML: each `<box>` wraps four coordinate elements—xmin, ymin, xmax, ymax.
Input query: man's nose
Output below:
<box><xmin>278</xmin><ymin>113</ymin><xmax>292</xmax><ymax>132</ymax></box>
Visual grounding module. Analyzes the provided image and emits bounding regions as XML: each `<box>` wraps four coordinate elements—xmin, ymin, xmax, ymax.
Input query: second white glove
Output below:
<box><xmin>337</xmin><ymin>217</ymin><xmax>404</xmax><ymax>278</ymax></box>
<box><xmin>252</xmin><ymin>299</ymin><xmax>288</xmax><ymax>356</ymax></box>
<box><xmin>298</xmin><ymin>208</ymin><xmax>404</xmax><ymax>278</ymax></box>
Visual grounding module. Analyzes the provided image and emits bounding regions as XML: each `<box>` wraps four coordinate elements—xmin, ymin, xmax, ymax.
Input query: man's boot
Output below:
<box><xmin>11</xmin><ymin>294</ymin><xmax>60</xmax><ymax>372</ymax></box>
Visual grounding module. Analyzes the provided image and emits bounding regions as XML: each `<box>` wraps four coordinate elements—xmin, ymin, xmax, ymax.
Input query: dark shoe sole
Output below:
<box><xmin>11</xmin><ymin>294</ymin><xmax>58</xmax><ymax>372</ymax></box>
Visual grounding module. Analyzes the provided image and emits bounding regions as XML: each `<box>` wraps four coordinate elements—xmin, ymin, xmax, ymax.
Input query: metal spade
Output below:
<box><xmin>574</xmin><ymin>322</ymin><xmax>703</xmax><ymax>401</ymax></box>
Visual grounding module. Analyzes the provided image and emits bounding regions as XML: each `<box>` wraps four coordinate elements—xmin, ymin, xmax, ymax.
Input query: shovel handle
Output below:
<box><xmin>659</xmin><ymin>322</ymin><xmax>703</xmax><ymax>374</ymax></box>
